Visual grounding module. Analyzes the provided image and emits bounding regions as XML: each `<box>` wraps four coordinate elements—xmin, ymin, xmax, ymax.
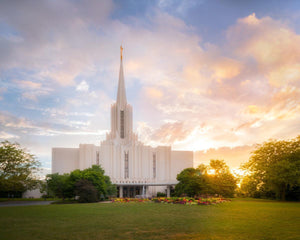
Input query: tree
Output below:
<box><xmin>104</xmin><ymin>175</ymin><xmax>117</xmax><ymax>197</ymax></box>
<box><xmin>46</xmin><ymin>173</ymin><xmax>73</xmax><ymax>200</ymax></box>
<box><xmin>0</xmin><ymin>141</ymin><xmax>40</xmax><ymax>197</ymax></box>
<box><xmin>239</xmin><ymin>175</ymin><xmax>261</xmax><ymax>198</ymax></box>
<box><xmin>175</xmin><ymin>160</ymin><xmax>237</xmax><ymax>198</ymax></box>
<box><xmin>81</xmin><ymin>165</ymin><xmax>107</xmax><ymax>197</ymax></box>
<box><xmin>75</xmin><ymin>179</ymin><xmax>98</xmax><ymax>203</ymax></box>
<box><xmin>242</xmin><ymin>136</ymin><xmax>300</xmax><ymax>200</ymax></box>
<box><xmin>175</xmin><ymin>167</ymin><xmax>210</xmax><ymax>197</ymax></box>
<box><xmin>209</xmin><ymin>159</ymin><xmax>237</xmax><ymax>197</ymax></box>
<box><xmin>46</xmin><ymin>165</ymin><xmax>117</xmax><ymax>201</ymax></box>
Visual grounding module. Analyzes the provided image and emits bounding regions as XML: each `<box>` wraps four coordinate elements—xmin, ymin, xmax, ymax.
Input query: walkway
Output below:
<box><xmin>0</xmin><ymin>201</ymin><xmax>54</xmax><ymax>207</ymax></box>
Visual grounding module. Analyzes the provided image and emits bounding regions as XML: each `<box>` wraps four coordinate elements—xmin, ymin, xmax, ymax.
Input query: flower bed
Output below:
<box><xmin>151</xmin><ymin>197</ymin><xmax>229</xmax><ymax>205</ymax></box>
<box><xmin>111</xmin><ymin>198</ymin><xmax>150</xmax><ymax>203</ymax></box>
<box><xmin>111</xmin><ymin>197</ymin><xmax>229</xmax><ymax>205</ymax></box>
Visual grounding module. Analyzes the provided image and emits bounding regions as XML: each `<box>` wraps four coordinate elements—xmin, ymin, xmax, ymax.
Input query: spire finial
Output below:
<box><xmin>120</xmin><ymin>45</ymin><xmax>123</xmax><ymax>60</ymax></box>
<box><xmin>117</xmin><ymin>44</ymin><xmax>127</xmax><ymax>109</ymax></box>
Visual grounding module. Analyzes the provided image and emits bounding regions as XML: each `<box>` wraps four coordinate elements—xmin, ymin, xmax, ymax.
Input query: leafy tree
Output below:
<box><xmin>75</xmin><ymin>179</ymin><xmax>98</xmax><ymax>203</ymax></box>
<box><xmin>0</xmin><ymin>141</ymin><xmax>40</xmax><ymax>196</ymax></box>
<box><xmin>197</xmin><ymin>163</ymin><xmax>208</xmax><ymax>175</ymax></box>
<box><xmin>209</xmin><ymin>159</ymin><xmax>228</xmax><ymax>174</ymax></box>
<box><xmin>242</xmin><ymin>136</ymin><xmax>300</xmax><ymax>200</ymax></box>
<box><xmin>175</xmin><ymin>167</ymin><xmax>210</xmax><ymax>197</ymax></box>
<box><xmin>175</xmin><ymin>160</ymin><xmax>237</xmax><ymax>197</ymax></box>
<box><xmin>46</xmin><ymin>173</ymin><xmax>73</xmax><ymax>200</ymax></box>
<box><xmin>209</xmin><ymin>159</ymin><xmax>237</xmax><ymax>197</ymax></box>
<box><xmin>81</xmin><ymin>165</ymin><xmax>107</xmax><ymax>197</ymax></box>
<box><xmin>46</xmin><ymin>165</ymin><xmax>116</xmax><ymax>201</ymax></box>
<box><xmin>239</xmin><ymin>175</ymin><xmax>261</xmax><ymax>198</ymax></box>
<box><xmin>104</xmin><ymin>175</ymin><xmax>117</xmax><ymax>197</ymax></box>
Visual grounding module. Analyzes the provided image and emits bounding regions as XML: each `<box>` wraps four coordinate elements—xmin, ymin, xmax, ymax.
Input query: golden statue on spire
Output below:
<box><xmin>120</xmin><ymin>45</ymin><xmax>123</xmax><ymax>60</ymax></box>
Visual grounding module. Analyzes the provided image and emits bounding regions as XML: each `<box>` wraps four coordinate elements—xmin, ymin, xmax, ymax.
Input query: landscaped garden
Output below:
<box><xmin>0</xmin><ymin>198</ymin><xmax>299</xmax><ymax>240</ymax></box>
<box><xmin>111</xmin><ymin>197</ymin><xmax>229</xmax><ymax>205</ymax></box>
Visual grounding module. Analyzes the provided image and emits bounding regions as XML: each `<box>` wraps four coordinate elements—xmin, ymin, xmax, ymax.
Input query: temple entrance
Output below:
<box><xmin>117</xmin><ymin>186</ymin><xmax>142</xmax><ymax>198</ymax></box>
<box><xmin>117</xmin><ymin>184</ymin><xmax>175</xmax><ymax>198</ymax></box>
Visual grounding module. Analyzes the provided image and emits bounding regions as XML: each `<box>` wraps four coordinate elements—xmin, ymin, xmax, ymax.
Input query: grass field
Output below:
<box><xmin>0</xmin><ymin>198</ymin><xmax>299</xmax><ymax>240</ymax></box>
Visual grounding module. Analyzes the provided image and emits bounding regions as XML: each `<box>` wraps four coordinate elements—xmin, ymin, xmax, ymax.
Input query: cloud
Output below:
<box><xmin>137</xmin><ymin>120</ymin><xmax>185</xmax><ymax>145</ymax></box>
<box><xmin>144</xmin><ymin>87</ymin><xmax>163</xmax><ymax>99</ymax></box>
<box><xmin>151</xmin><ymin>121</ymin><xmax>192</xmax><ymax>144</ymax></box>
<box><xmin>0</xmin><ymin>111</ymin><xmax>107</xmax><ymax>138</ymax></box>
<box><xmin>241</xmin><ymin>87</ymin><xmax>300</xmax><ymax>123</ymax></box>
<box><xmin>227</xmin><ymin>13</ymin><xmax>300</xmax><ymax>87</ymax></box>
<box><xmin>21</xmin><ymin>92</ymin><xmax>38</xmax><ymax>101</ymax></box>
<box><xmin>76</xmin><ymin>80</ymin><xmax>89</xmax><ymax>92</ymax></box>
<box><xmin>0</xmin><ymin>131</ymin><xmax>20</xmax><ymax>140</ymax></box>
<box><xmin>14</xmin><ymin>80</ymin><xmax>41</xmax><ymax>89</ymax></box>
<box><xmin>0</xmin><ymin>0</ymin><xmax>115</xmax><ymax>86</ymax></box>
<box><xmin>212</xmin><ymin>57</ymin><xmax>242</xmax><ymax>80</ymax></box>
<box><xmin>194</xmin><ymin>145</ymin><xmax>255</xmax><ymax>169</ymax></box>
<box><xmin>42</xmin><ymin>108</ymin><xmax>95</xmax><ymax>118</ymax></box>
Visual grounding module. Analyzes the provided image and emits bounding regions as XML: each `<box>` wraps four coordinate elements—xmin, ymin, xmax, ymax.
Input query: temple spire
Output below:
<box><xmin>116</xmin><ymin>45</ymin><xmax>127</xmax><ymax>109</ymax></box>
<box><xmin>120</xmin><ymin>45</ymin><xmax>123</xmax><ymax>60</ymax></box>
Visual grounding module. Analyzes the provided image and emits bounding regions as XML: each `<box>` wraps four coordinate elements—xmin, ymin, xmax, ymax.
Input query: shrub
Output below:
<box><xmin>75</xmin><ymin>179</ymin><xmax>99</xmax><ymax>203</ymax></box>
<box><xmin>157</xmin><ymin>192</ymin><xmax>166</xmax><ymax>197</ymax></box>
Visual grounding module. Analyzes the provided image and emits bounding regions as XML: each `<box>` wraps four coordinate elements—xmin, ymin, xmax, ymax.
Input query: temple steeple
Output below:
<box><xmin>109</xmin><ymin>45</ymin><xmax>133</xmax><ymax>141</ymax></box>
<box><xmin>116</xmin><ymin>45</ymin><xmax>127</xmax><ymax>110</ymax></box>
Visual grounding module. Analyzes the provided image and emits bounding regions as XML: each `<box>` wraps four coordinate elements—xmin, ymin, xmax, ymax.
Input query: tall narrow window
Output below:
<box><xmin>96</xmin><ymin>151</ymin><xmax>100</xmax><ymax>165</ymax></box>
<box><xmin>153</xmin><ymin>153</ymin><xmax>156</xmax><ymax>178</ymax></box>
<box><xmin>124</xmin><ymin>151</ymin><xmax>129</xmax><ymax>179</ymax></box>
<box><xmin>120</xmin><ymin>110</ymin><xmax>125</xmax><ymax>138</ymax></box>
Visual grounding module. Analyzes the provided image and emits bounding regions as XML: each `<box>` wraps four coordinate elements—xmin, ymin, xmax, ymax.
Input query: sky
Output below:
<box><xmin>0</xmin><ymin>0</ymin><xmax>300</xmax><ymax>174</ymax></box>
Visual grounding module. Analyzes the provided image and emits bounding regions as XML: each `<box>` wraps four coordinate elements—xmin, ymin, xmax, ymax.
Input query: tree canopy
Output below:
<box><xmin>0</xmin><ymin>141</ymin><xmax>40</xmax><ymax>196</ymax></box>
<box><xmin>46</xmin><ymin>165</ymin><xmax>116</xmax><ymax>202</ymax></box>
<box><xmin>175</xmin><ymin>159</ymin><xmax>237</xmax><ymax>197</ymax></box>
<box><xmin>175</xmin><ymin>167</ymin><xmax>208</xmax><ymax>197</ymax></box>
<box><xmin>209</xmin><ymin>160</ymin><xmax>237</xmax><ymax>197</ymax></box>
<box><xmin>241</xmin><ymin>136</ymin><xmax>300</xmax><ymax>200</ymax></box>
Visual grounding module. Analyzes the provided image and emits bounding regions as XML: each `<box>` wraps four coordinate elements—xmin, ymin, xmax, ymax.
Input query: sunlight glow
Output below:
<box><xmin>231</xmin><ymin>168</ymin><xmax>248</xmax><ymax>177</ymax></box>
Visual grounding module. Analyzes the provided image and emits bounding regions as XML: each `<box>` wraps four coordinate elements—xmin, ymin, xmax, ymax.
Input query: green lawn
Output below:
<box><xmin>0</xmin><ymin>198</ymin><xmax>299</xmax><ymax>240</ymax></box>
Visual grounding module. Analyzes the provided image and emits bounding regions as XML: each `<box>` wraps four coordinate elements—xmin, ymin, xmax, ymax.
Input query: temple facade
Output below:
<box><xmin>52</xmin><ymin>47</ymin><xmax>193</xmax><ymax>197</ymax></box>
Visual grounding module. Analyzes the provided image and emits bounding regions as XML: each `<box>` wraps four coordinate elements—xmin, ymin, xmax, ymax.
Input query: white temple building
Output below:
<box><xmin>52</xmin><ymin>47</ymin><xmax>193</xmax><ymax>197</ymax></box>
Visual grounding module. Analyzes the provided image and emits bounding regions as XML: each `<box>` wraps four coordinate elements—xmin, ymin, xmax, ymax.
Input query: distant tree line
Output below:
<box><xmin>44</xmin><ymin>165</ymin><xmax>117</xmax><ymax>202</ymax></box>
<box><xmin>240</xmin><ymin>136</ymin><xmax>300</xmax><ymax>201</ymax></box>
<box><xmin>175</xmin><ymin>159</ymin><xmax>237</xmax><ymax>198</ymax></box>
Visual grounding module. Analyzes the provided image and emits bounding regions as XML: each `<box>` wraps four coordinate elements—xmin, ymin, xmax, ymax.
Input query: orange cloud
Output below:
<box><xmin>194</xmin><ymin>145</ymin><xmax>254</xmax><ymax>169</ymax></box>
<box><xmin>15</xmin><ymin>80</ymin><xmax>42</xmax><ymax>89</ymax></box>
<box><xmin>151</xmin><ymin>121</ymin><xmax>192</xmax><ymax>145</ymax></box>
<box><xmin>145</xmin><ymin>87</ymin><xmax>163</xmax><ymax>99</ymax></box>
<box><xmin>212</xmin><ymin>57</ymin><xmax>242</xmax><ymax>80</ymax></box>
<box><xmin>245</xmin><ymin>105</ymin><xmax>260</xmax><ymax>114</ymax></box>
<box><xmin>267</xmin><ymin>64</ymin><xmax>300</xmax><ymax>87</ymax></box>
<box><xmin>227</xmin><ymin>13</ymin><xmax>300</xmax><ymax>87</ymax></box>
